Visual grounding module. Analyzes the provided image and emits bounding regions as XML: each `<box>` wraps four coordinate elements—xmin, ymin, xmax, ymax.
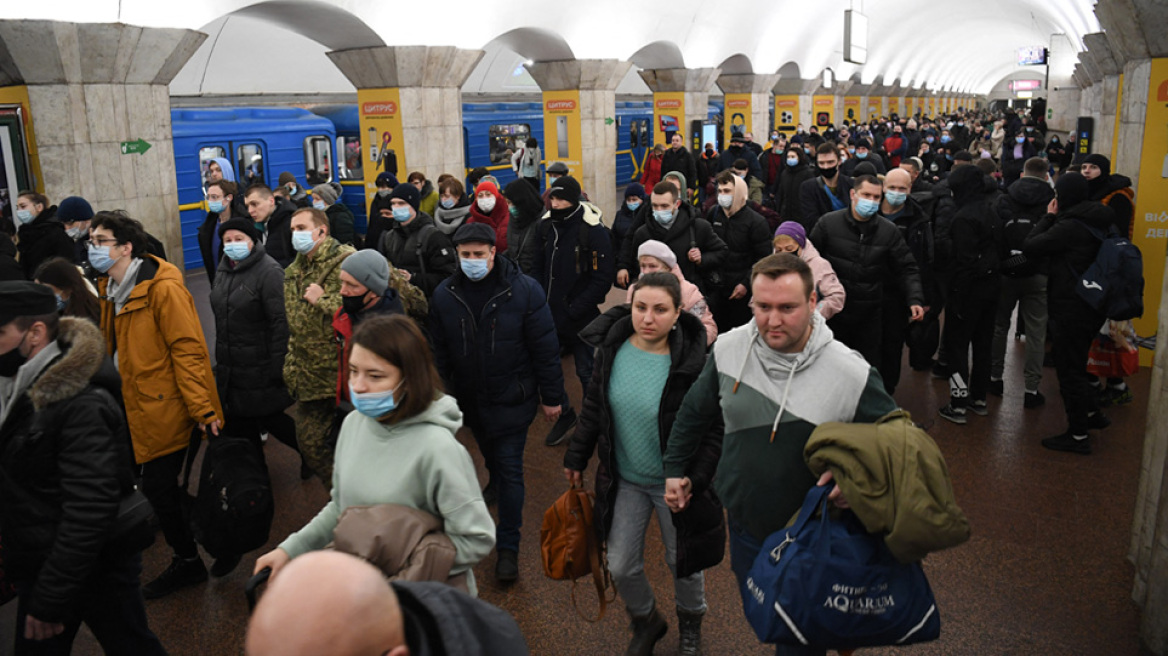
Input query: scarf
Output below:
<box><xmin>107</xmin><ymin>257</ymin><xmax>144</xmax><ymax>314</ymax></box>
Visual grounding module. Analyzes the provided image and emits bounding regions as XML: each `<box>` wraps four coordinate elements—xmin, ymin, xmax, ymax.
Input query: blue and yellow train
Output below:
<box><xmin>173</xmin><ymin>101</ymin><xmax>722</xmax><ymax>271</ymax></box>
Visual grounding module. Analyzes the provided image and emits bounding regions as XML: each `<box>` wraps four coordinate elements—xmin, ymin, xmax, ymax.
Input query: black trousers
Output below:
<box><xmin>139</xmin><ymin>448</ymin><xmax>196</xmax><ymax>560</ymax></box>
<box><xmin>1050</xmin><ymin>309</ymin><xmax>1103</xmax><ymax>435</ymax></box>
<box><xmin>829</xmin><ymin>307</ymin><xmax>882</xmax><ymax>370</ymax></box>
<box><xmin>942</xmin><ymin>296</ymin><xmax>997</xmax><ymax>407</ymax></box>
<box><xmin>222</xmin><ymin>411</ymin><xmax>299</xmax><ymax>454</ymax></box>
<box><xmin>14</xmin><ymin>551</ymin><xmax>167</xmax><ymax>655</ymax></box>
<box><xmin>878</xmin><ymin>299</ymin><xmax>911</xmax><ymax>394</ymax></box>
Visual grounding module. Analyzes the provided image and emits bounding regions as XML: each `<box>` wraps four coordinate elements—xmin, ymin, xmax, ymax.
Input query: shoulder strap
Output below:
<box><xmin>415</xmin><ymin>224</ymin><xmax>436</xmax><ymax>277</ymax></box>
<box><xmin>315</xmin><ymin>249</ymin><xmax>351</xmax><ymax>287</ymax></box>
<box><xmin>569</xmin><ymin>487</ymin><xmax>615</xmax><ymax>622</ymax></box>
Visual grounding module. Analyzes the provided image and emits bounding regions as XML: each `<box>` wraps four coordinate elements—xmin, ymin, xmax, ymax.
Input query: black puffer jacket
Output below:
<box><xmin>378</xmin><ymin>212</ymin><xmax>457</xmax><ymax>297</ymax></box>
<box><xmin>946</xmin><ymin>166</ymin><xmax>1003</xmax><ymax>304</ymax></box>
<box><xmin>0</xmin><ymin>236</ymin><xmax>24</xmax><ymax>281</ymax></box>
<box><xmin>197</xmin><ymin>210</ymin><xmax>227</xmax><ymax>284</ymax></box>
<box><xmin>661</xmin><ymin>146</ymin><xmax>697</xmax><ymax>190</ymax></box>
<box><xmin>777</xmin><ymin>154</ymin><xmax>816</xmax><ymax>226</ymax></box>
<box><xmin>17</xmin><ymin>206</ymin><xmax>75</xmax><ymax>279</ymax></box>
<box><xmin>0</xmin><ymin>318</ymin><xmax>141</xmax><ymax>622</ymax></box>
<box><xmin>810</xmin><ymin>207</ymin><xmax>924</xmax><ymax>312</ymax></box>
<box><xmin>1024</xmin><ymin>201</ymin><xmax>1116</xmax><ymax>314</ymax></box>
<box><xmin>564</xmin><ymin>307</ymin><xmax>725</xmax><ymax>578</ymax></box>
<box><xmin>799</xmin><ymin>174</ymin><xmax>854</xmax><ymax>233</ymax></box>
<box><xmin>264</xmin><ymin>196</ymin><xmax>299</xmax><ymax>268</ymax></box>
<box><xmin>993</xmin><ymin>175</ymin><xmax>1055</xmax><ymax>278</ymax></box>
<box><xmin>618</xmin><ymin>202</ymin><xmax>727</xmax><ymax>288</ymax></box>
<box><xmin>326</xmin><ymin>203</ymin><xmax>357</xmax><ymax>246</ymax></box>
<box><xmin>366</xmin><ymin>191</ymin><xmax>396</xmax><ymax>252</ymax></box>
<box><xmin>209</xmin><ymin>242</ymin><xmax>293</xmax><ymax>418</ymax></box>
<box><xmin>706</xmin><ymin>203</ymin><xmax>773</xmax><ymax>291</ymax></box>
<box><xmin>882</xmin><ymin>196</ymin><xmax>939</xmax><ymax>307</ymax></box>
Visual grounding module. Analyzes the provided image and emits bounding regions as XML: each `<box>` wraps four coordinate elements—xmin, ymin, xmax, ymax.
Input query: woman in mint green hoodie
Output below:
<box><xmin>254</xmin><ymin>315</ymin><xmax>495</xmax><ymax>595</ymax></box>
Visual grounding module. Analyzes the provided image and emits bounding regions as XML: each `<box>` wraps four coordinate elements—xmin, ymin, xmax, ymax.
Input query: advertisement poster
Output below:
<box><xmin>812</xmin><ymin>95</ymin><xmax>834</xmax><ymax>128</ymax></box>
<box><xmin>1131</xmin><ymin>58</ymin><xmax>1168</xmax><ymax>365</ymax></box>
<box><xmin>905</xmin><ymin>97</ymin><xmax>916</xmax><ymax>117</ymax></box>
<box><xmin>543</xmin><ymin>90</ymin><xmax>583</xmax><ymax>181</ymax></box>
<box><xmin>357</xmin><ymin>88</ymin><xmax>406</xmax><ymax>210</ymax></box>
<box><xmin>868</xmin><ymin>97</ymin><xmax>883</xmax><ymax>120</ymax></box>
<box><xmin>724</xmin><ymin>94</ymin><xmax>752</xmax><ymax>144</ymax></box>
<box><xmin>927</xmin><ymin>97</ymin><xmax>937</xmax><ymax>117</ymax></box>
<box><xmin>774</xmin><ymin>95</ymin><xmax>799</xmax><ymax>133</ymax></box>
<box><xmin>888</xmin><ymin>96</ymin><xmax>901</xmax><ymax>116</ymax></box>
<box><xmin>843</xmin><ymin>96</ymin><xmax>861</xmax><ymax>123</ymax></box>
<box><xmin>652</xmin><ymin>92</ymin><xmax>686</xmax><ymax>147</ymax></box>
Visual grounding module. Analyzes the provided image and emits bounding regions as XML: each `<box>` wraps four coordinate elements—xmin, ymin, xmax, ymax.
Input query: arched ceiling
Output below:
<box><xmin>8</xmin><ymin>0</ymin><xmax>1101</xmax><ymax>95</ymax></box>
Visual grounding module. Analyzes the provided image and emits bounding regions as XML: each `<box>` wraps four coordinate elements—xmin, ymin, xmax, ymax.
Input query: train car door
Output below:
<box><xmin>628</xmin><ymin>118</ymin><xmax>650</xmax><ymax>183</ymax></box>
<box><xmin>0</xmin><ymin>106</ymin><xmax>33</xmax><ymax>226</ymax></box>
<box><xmin>185</xmin><ymin>141</ymin><xmax>267</xmax><ymax>271</ymax></box>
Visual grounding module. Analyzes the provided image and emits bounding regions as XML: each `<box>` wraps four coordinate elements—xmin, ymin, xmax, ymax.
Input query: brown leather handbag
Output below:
<box><xmin>540</xmin><ymin>484</ymin><xmax>614</xmax><ymax>621</ymax></box>
<box><xmin>331</xmin><ymin>504</ymin><xmax>468</xmax><ymax>593</ymax></box>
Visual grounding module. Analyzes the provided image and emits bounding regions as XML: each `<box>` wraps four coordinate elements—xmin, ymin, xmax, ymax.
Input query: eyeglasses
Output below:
<box><xmin>88</xmin><ymin>237</ymin><xmax>119</xmax><ymax>247</ymax></box>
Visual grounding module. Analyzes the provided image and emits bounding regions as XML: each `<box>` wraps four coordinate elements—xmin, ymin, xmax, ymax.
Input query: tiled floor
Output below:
<box><xmin>5</xmin><ymin>273</ymin><xmax>1150</xmax><ymax>655</ymax></box>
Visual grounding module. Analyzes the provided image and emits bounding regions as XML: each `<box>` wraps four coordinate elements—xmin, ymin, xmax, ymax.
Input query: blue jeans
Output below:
<box><xmin>728</xmin><ymin>520</ymin><xmax>826</xmax><ymax>656</ymax></box>
<box><xmin>14</xmin><ymin>551</ymin><xmax>166</xmax><ymax>655</ymax></box>
<box><xmin>607</xmin><ymin>478</ymin><xmax>706</xmax><ymax>617</ymax></box>
<box><xmin>471</xmin><ymin>426</ymin><xmax>527</xmax><ymax>552</ymax></box>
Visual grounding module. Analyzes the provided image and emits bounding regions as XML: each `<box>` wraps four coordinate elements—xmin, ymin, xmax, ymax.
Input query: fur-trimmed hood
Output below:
<box><xmin>28</xmin><ymin>317</ymin><xmax>110</xmax><ymax>411</ymax></box>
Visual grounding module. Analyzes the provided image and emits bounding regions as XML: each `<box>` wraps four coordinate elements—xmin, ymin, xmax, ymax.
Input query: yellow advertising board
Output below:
<box><xmin>0</xmin><ymin>85</ymin><xmax>41</xmax><ymax>193</ymax></box>
<box><xmin>543</xmin><ymin>90</ymin><xmax>584</xmax><ymax>183</ymax></box>
<box><xmin>927</xmin><ymin>97</ymin><xmax>936</xmax><ymax>117</ymax></box>
<box><xmin>888</xmin><ymin>96</ymin><xmax>901</xmax><ymax>116</ymax></box>
<box><xmin>652</xmin><ymin>91</ymin><xmax>686</xmax><ymax>148</ymax></box>
<box><xmin>868</xmin><ymin>97</ymin><xmax>883</xmax><ymax>120</ymax></box>
<box><xmin>1131</xmin><ymin>58</ymin><xmax>1168</xmax><ymax>365</ymax></box>
<box><xmin>811</xmin><ymin>95</ymin><xmax>835</xmax><ymax>128</ymax></box>
<box><xmin>774</xmin><ymin>95</ymin><xmax>799</xmax><ymax>133</ymax></box>
<box><xmin>357</xmin><ymin>88</ymin><xmax>406</xmax><ymax>214</ymax></box>
<box><xmin>905</xmin><ymin>97</ymin><xmax>916</xmax><ymax>117</ymax></box>
<box><xmin>842</xmin><ymin>97</ymin><xmax>861</xmax><ymax>123</ymax></box>
<box><xmin>724</xmin><ymin>94</ymin><xmax>752</xmax><ymax>144</ymax></box>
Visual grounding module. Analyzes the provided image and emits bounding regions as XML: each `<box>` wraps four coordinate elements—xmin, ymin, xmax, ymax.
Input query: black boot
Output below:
<box><xmin>676</xmin><ymin>608</ymin><xmax>703</xmax><ymax>656</ymax></box>
<box><xmin>142</xmin><ymin>555</ymin><xmax>207</xmax><ymax>599</ymax></box>
<box><xmin>626</xmin><ymin>604</ymin><xmax>667</xmax><ymax>656</ymax></box>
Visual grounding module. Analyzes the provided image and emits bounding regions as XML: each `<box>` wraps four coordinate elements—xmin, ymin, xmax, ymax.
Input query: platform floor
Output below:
<box><xmin>2</xmin><ymin>270</ymin><xmax>1150</xmax><ymax>655</ymax></box>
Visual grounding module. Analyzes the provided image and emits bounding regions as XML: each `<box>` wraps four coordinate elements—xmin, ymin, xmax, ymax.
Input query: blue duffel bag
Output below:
<box><xmin>741</xmin><ymin>485</ymin><xmax>941</xmax><ymax>649</ymax></box>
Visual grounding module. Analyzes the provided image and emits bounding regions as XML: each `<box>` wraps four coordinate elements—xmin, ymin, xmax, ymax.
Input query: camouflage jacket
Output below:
<box><xmin>283</xmin><ymin>238</ymin><xmax>355</xmax><ymax>401</ymax></box>
<box><xmin>388</xmin><ymin>264</ymin><xmax>429</xmax><ymax>323</ymax></box>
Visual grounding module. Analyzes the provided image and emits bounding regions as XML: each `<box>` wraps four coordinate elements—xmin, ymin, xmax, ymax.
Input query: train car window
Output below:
<box><xmin>629</xmin><ymin>121</ymin><xmax>638</xmax><ymax>148</ymax></box>
<box><xmin>237</xmin><ymin>143</ymin><xmax>264</xmax><ymax>189</ymax></box>
<box><xmin>487</xmin><ymin>124</ymin><xmax>530</xmax><ymax>165</ymax></box>
<box><xmin>336</xmin><ymin>136</ymin><xmax>363</xmax><ymax>181</ymax></box>
<box><xmin>304</xmin><ymin>136</ymin><xmax>332</xmax><ymax>185</ymax></box>
<box><xmin>199</xmin><ymin>146</ymin><xmax>228</xmax><ymax>190</ymax></box>
<box><xmin>639</xmin><ymin>121</ymin><xmax>650</xmax><ymax>148</ymax></box>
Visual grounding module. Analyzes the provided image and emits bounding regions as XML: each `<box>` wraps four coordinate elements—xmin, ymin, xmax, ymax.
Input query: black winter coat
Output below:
<box><xmin>564</xmin><ymin>307</ymin><xmax>725</xmax><ymax>578</ymax></box>
<box><xmin>661</xmin><ymin>147</ymin><xmax>697</xmax><ymax>189</ymax></box>
<box><xmin>394</xmin><ymin>580</ymin><xmax>530</xmax><ymax>655</ymax></box>
<box><xmin>881</xmin><ymin>197</ymin><xmax>940</xmax><ymax>307</ymax></box>
<box><xmin>209</xmin><ymin>242</ymin><xmax>293</xmax><ymax>417</ymax></box>
<box><xmin>1024</xmin><ymin>201</ymin><xmax>1115</xmax><ymax>315</ymax></box>
<box><xmin>264</xmin><ymin>197</ymin><xmax>299</xmax><ymax>268</ymax></box>
<box><xmin>810</xmin><ymin>208</ymin><xmax>925</xmax><ymax>313</ymax></box>
<box><xmin>0</xmin><ymin>318</ymin><xmax>141</xmax><ymax>622</ymax></box>
<box><xmin>994</xmin><ymin>176</ymin><xmax>1054</xmax><ymax>278</ymax></box>
<box><xmin>0</xmin><ymin>236</ymin><xmax>24</xmax><ymax>281</ymax></box>
<box><xmin>17</xmin><ymin>207</ymin><xmax>74</xmax><ymax>279</ymax></box>
<box><xmin>799</xmin><ymin>174</ymin><xmax>854</xmax><ymax>233</ymax></box>
<box><xmin>618</xmin><ymin>203</ymin><xmax>727</xmax><ymax>288</ymax></box>
<box><xmin>326</xmin><ymin>203</ymin><xmax>357</xmax><ymax>246</ymax></box>
<box><xmin>429</xmin><ymin>256</ymin><xmax>564</xmax><ymax>435</ymax></box>
<box><xmin>946</xmin><ymin>166</ymin><xmax>1003</xmax><ymax>304</ymax></box>
<box><xmin>719</xmin><ymin>145</ymin><xmax>762</xmax><ymax>181</ymax></box>
<box><xmin>778</xmin><ymin>160</ymin><xmax>816</xmax><ymax>226</ymax></box>
<box><xmin>707</xmin><ymin>204</ymin><xmax>773</xmax><ymax>291</ymax></box>
<box><xmin>378</xmin><ymin>212</ymin><xmax>457</xmax><ymax>297</ymax></box>
<box><xmin>366</xmin><ymin>192</ymin><xmax>395</xmax><ymax>252</ymax></box>
<box><xmin>528</xmin><ymin>205</ymin><xmax>615</xmax><ymax>336</ymax></box>
<box><xmin>197</xmin><ymin>210</ymin><xmax>228</xmax><ymax>284</ymax></box>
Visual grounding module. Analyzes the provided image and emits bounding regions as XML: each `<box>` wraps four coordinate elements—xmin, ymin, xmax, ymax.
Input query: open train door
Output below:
<box><xmin>0</xmin><ymin>106</ymin><xmax>33</xmax><ymax>228</ymax></box>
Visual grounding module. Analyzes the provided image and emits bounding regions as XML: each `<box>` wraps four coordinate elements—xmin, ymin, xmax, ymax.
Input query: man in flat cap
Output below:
<box><xmin>428</xmin><ymin>223</ymin><xmax>565</xmax><ymax>583</ymax></box>
<box><xmin>0</xmin><ymin>281</ymin><xmax>165</xmax><ymax>654</ymax></box>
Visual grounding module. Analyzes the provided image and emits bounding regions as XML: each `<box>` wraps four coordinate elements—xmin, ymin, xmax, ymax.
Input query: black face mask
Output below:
<box><xmin>341</xmin><ymin>294</ymin><xmax>370</xmax><ymax>317</ymax></box>
<box><xmin>818</xmin><ymin>165</ymin><xmax>838</xmax><ymax>179</ymax></box>
<box><xmin>705</xmin><ymin>148</ymin><xmax>714</xmax><ymax>157</ymax></box>
<box><xmin>549</xmin><ymin>205</ymin><xmax>577</xmax><ymax>222</ymax></box>
<box><xmin>0</xmin><ymin>332</ymin><xmax>29</xmax><ymax>377</ymax></box>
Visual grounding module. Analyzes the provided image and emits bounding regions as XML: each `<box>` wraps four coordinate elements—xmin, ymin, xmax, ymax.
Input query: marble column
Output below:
<box><xmin>0</xmin><ymin>20</ymin><xmax>205</xmax><ymax>267</ymax></box>
<box><xmin>639</xmin><ymin>67</ymin><xmax>722</xmax><ymax>145</ymax></box>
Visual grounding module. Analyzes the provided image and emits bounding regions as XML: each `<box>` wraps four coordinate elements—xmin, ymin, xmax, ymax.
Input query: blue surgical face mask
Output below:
<box><xmin>350</xmin><ymin>381</ymin><xmax>402</xmax><ymax>418</ymax></box>
<box><xmin>653</xmin><ymin>209</ymin><xmax>676</xmax><ymax>227</ymax></box>
<box><xmin>223</xmin><ymin>241</ymin><xmax>251</xmax><ymax>261</ymax></box>
<box><xmin>207</xmin><ymin>200</ymin><xmax>225</xmax><ymax>213</ymax></box>
<box><xmin>940</xmin><ymin>135</ymin><xmax>952</xmax><ymax>144</ymax></box>
<box><xmin>440</xmin><ymin>198</ymin><xmax>455</xmax><ymax>209</ymax></box>
<box><xmin>392</xmin><ymin>206</ymin><xmax>412</xmax><ymax>223</ymax></box>
<box><xmin>885</xmin><ymin>191</ymin><xmax>908</xmax><ymax>207</ymax></box>
<box><xmin>55</xmin><ymin>294</ymin><xmax>66</xmax><ymax>312</ymax></box>
<box><xmin>786</xmin><ymin>157</ymin><xmax>799</xmax><ymax>167</ymax></box>
<box><xmin>855</xmin><ymin>198</ymin><xmax>880</xmax><ymax>218</ymax></box>
<box><xmin>856</xmin><ymin>151</ymin><xmax>868</xmax><ymax>159</ymax></box>
<box><xmin>291</xmin><ymin>230</ymin><xmax>318</xmax><ymax>254</ymax></box>
<box><xmin>377</xmin><ymin>188</ymin><xmax>392</xmax><ymax>198</ymax></box>
<box><xmin>312</xmin><ymin>200</ymin><xmax>327</xmax><ymax>211</ymax></box>
<box><xmin>1015</xmin><ymin>136</ymin><xmax>1025</xmax><ymax>144</ymax></box>
<box><xmin>460</xmin><ymin>257</ymin><xmax>490</xmax><ymax>281</ymax></box>
<box><xmin>87</xmin><ymin>243</ymin><xmax>121</xmax><ymax>273</ymax></box>
<box><xmin>926</xmin><ymin>136</ymin><xmax>935</xmax><ymax>144</ymax></box>
<box><xmin>626</xmin><ymin>200</ymin><xmax>642</xmax><ymax>211</ymax></box>
<box><xmin>14</xmin><ymin>209</ymin><xmax>34</xmax><ymax>225</ymax></box>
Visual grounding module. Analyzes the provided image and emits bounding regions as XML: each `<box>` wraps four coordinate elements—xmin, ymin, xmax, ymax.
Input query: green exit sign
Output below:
<box><xmin>120</xmin><ymin>139</ymin><xmax>152</xmax><ymax>155</ymax></box>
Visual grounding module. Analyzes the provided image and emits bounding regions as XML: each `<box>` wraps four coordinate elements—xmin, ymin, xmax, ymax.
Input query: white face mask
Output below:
<box><xmin>477</xmin><ymin>196</ymin><xmax>496</xmax><ymax>213</ymax></box>
<box><xmin>717</xmin><ymin>194</ymin><xmax>733</xmax><ymax>209</ymax></box>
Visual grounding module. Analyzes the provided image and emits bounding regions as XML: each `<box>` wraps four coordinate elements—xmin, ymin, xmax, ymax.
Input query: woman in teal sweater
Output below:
<box><xmin>255</xmin><ymin>314</ymin><xmax>495</xmax><ymax>595</ymax></box>
<box><xmin>564</xmin><ymin>273</ymin><xmax>724</xmax><ymax>656</ymax></box>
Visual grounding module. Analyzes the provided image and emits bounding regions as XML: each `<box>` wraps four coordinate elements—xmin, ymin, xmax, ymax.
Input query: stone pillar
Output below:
<box><xmin>773</xmin><ymin>77</ymin><xmax>821</xmax><ymax>132</ymax></box>
<box><xmin>327</xmin><ymin>46</ymin><xmax>483</xmax><ymax>214</ymax></box>
<box><xmin>0</xmin><ymin>21</ymin><xmax>205</xmax><ymax>267</ymax></box>
<box><xmin>716</xmin><ymin>73</ymin><xmax>781</xmax><ymax>144</ymax></box>
<box><xmin>525</xmin><ymin>59</ymin><xmax>632</xmax><ymax>222</ymax></box>
<box><xmin>639</xmin><ymin>67</ymin><xmax>721</xmax><ymax>148</ymax></box>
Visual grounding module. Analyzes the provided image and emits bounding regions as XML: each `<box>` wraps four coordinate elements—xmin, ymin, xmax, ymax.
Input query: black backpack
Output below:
<box><xmin>186</xmin><ymin>434</ymin><xmax>274</xmax><ymax>558</ymax></box>
<box><xmin>1073</xmin><ymin>220</ymin><xmax>1144</xmax><ymax>320</ymax></box>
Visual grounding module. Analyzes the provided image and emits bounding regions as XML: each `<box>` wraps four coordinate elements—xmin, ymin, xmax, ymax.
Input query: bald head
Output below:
<box><xmin>884</xmin><ymin>168</ymin><xmax>911</xmax><ymax>191</ymax></box>
<box><xmin>246</xmin><ymin>551</ymin><xmax>407</xmax><ymax>656</ymax></box>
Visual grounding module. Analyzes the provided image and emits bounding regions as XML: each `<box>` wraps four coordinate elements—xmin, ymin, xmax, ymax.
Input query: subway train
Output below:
<box><xmin>173</xmin><ymin>100</ymin><xmax>724</xmax><ymax>272</ymax></box>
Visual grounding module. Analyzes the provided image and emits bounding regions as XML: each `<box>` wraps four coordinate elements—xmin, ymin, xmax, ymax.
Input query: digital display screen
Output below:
<box><xmin>1018</xmin><ymin>46</ymin><xmax>1047</xmax><ymax>66</ymax></box>
<box><xmin>1009</xmin><ymin>80</ymin><xmax>1042</xmax><ymax>91</ymax></box>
